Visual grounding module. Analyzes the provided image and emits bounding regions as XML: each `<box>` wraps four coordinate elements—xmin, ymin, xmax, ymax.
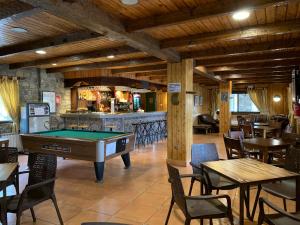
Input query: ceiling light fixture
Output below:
<box><xmin>52</xmin><ymin>63</ymin><xmax>57</xmax><ymax>66</ymax></box>
<box><xmin>10</xmin><ymin>27</ymin><xmax>28</xmax><ymax>33</ymax></box>
<box><xmin>121</xmin><ymin>0</ymin><xmax>139</xmax><ymax>5</ymax></box>
<box><xmin>273</xmin><ymin>95</ymin><xmax>281</xmax><ymax>102</ymax></box>
<box><xmin>232</xmin><ymin>10</ymin><xmax>250</xmax><ymax>21</ymax></box>
<box><xmin>107</xmin><ymin>55</ymin><xmax>115</xmax><ymax>59</ymax></box>
<box><xmin>35</xmin><ymin>50</ymin><xmax>47</xmax><ymax>55</ymax></box>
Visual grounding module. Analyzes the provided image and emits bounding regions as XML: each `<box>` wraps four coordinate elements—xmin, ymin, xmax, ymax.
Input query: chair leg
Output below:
<box><xmin>200</xmin><ymin>219</ymin><xmax>203</xmax><ymax>225</ymax></box>
<box><xmin>209</xmin><ymin>218</ymin><xmax>213</xmax><ymax>225</ymax></box>
<box><xmin>51</xmin><ymin>195</ymin><xmax>64</xmax><ymax>225</ymax></box>
<box><xmin>216</xmin><ymin>189</ymin><xmax>219</xmax><ymax>195</ymax></box>
<box><xmin>16</xmin><ymin>212</ymin><xmax>21</xmax><ymax>225</ymax></box>
<box><xmin>30</xmin><ymin>207</ymin><xmax>36</xmax><ymax>222</ymax></box>
<box><xmin>257</xmin><ymin>209</ymin><xmax>264</xmax><ymax>225</ymax></box>
<box><xmin>228</xmin><ymin>208</ymin><xmax>234</xmax><ymax>225</ymax></box>
<box><xmin>251</xmin><ymin>185</ymin><xmax>262</xmax><ymax>220</ymax></box>
<box><xmin>165</xmin><ymin>197</ymin><xmax>174</xmax><ymax>225</ymax></box>
<box><xmin>188</xmin><ymin>177</ymin><xmax>195</xmax><ymax>196</ymax></box>
<box><xmin>283</xmin><ymin>198</ymin><xmax>287</xmax><ymax>211</ymax></box>
<box><xmin>184</xmin><ymin>218</ymin><xmax>191</xmax><ymax>225</ymax></box>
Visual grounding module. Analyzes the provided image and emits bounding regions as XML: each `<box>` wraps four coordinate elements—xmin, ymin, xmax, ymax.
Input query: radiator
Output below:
<box><xmin>1</xmin><ymin>133</ymin><xmax>23</xmax><ymax>151</ymax></box>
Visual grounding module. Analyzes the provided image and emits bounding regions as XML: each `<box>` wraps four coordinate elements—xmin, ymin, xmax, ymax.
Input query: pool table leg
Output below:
<box><xmin>121</xmin><ymin>153</ymin><xmax>131</xmax><ymax>169</ymax></box>
<box><xmin>94</xmin><ymin>162</ymin><xmax>104</xmax><ymax>182</ymax></box>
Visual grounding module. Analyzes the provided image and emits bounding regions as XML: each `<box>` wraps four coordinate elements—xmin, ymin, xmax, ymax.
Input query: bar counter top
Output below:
<box><xmin>60</xmin><ymin>111</ymin><xmax>167</xmax><ymax>132</ymax></box>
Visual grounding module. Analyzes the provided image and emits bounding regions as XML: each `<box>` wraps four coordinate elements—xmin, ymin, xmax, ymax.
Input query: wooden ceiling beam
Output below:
<box><xmin>112</xmin><ymin>64</ymin><xmax>167</xmax><ymax>74</ymax></box>
<box><xmin>0</xmin><ymin>31</ymin><xmax>102</xmax><ymax>57</ymax></box>
<box><xmin>135</xmin><ymin>71</ymin><xmax>167</xmax><ymax>77</ymax></box>
<box><xmin>207</xmin><ymin>59</ymin><xmax>300</xmax><ymax>72</ymax></box>
<box><xmin>221</xmin><ymin>74</ymin><xmax>290</xmax><ymax>80</ymax></box>
<box><xmin>125</xmin><ymin>0</ymin><xmax>288</xmax><ymax>32</ymax></box>
<box><xmin>215</xmin><ymin>68</ymin><xmax>292</xmax><ymax>75</ymax></box>
<box><xmin>182</xmin><ymin>38</ymin><xmax>300</xmax><ymax>59</ymax></box>
<box><xmin>9</xmin><ymin>46</ymin><xmax>139</xmax><ymax>69</ymax></box>
<box><xmin>47</xmin><ymin>57</ymin><xmax>163</xmax><ymax>73</ymax></box>
<box><xmin>20</xmin><ymin>0</ymin><xmax>180</xmax><ymax>62</ymax></box>
<box><xmin>161</xmin><ymin>19</ymin><xmax>300</xmax><ymax>49</ymax></box>
<box><xmin>233</xmin><ymin>78</ymin><xmax>291</xmax><ymax>84</ymax></box>
<box><xmin>194</xmin><ymin>66</ymin><xmax>223</xmax><ymax>83</ymax></box>
<box><xmin>0</xmin><ymin>1</ymin><xmax>33</xmax><ymax>20</ymax></box>
<box><xmin>196</xmin><ymin>51</ymin><xmax>300</xmax><ymax>67</ymax></box>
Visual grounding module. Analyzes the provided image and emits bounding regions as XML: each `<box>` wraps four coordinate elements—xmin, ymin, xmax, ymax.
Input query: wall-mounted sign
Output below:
<box><xmin>221</xmin><ymin>92</ymin><xmax>229</xmax><ymax>102</ymax></box>
<box><xmin>168</xmin><ymin>83</ymin><xmax>181</xmax><ymax>93</ymax></box>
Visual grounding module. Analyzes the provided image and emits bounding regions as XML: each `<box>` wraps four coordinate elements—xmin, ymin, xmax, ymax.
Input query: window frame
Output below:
<box><xmin>230</xmin><ymin>92</ymin><xmax>260</xmax><ymax>113</ymax></box>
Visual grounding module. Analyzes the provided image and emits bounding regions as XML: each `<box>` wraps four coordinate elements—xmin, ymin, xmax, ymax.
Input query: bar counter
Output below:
<box><xmin>60</xmin><ymin>111</ymin><xmax>167</xmax><ymax>132</ymax></box>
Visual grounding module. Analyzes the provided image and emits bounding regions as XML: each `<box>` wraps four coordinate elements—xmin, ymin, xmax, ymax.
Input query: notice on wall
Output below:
<box><xmin>168</xmin><ymin>83</ymin><xmax>181</xmax><ymax>93</ymax></box>
<box><xmin>42</xmin><ymin>91</ymin><xmax>56</xmax><ymax>113</ymax></box>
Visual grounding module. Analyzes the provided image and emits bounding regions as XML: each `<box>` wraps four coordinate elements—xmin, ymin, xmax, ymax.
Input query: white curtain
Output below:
<box><xmin>247</xmin><ymin>88</ymin><xmax>269</xmax><ymax>114</ymax></box>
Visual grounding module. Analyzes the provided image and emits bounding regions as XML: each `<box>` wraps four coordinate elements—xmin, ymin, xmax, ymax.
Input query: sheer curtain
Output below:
<box><xmin>211</xmin><ymin>88</ymin><xmax>220</xmax><ymax>119</ymax></box>
<box><xmin>0</xmin><ymin>77</ymin><xmax>20</xmax><ymax>132</ymax></box>
<box><xmin>247</xmin><ymin>88</ymin><xmax>268</xmax><ymax>114</ymax></box>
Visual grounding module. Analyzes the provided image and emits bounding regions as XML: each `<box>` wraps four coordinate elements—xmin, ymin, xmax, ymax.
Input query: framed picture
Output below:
<box><xmin>221</xmin><ymin>92</ymin><xmax>229</xmax><ymax>102</ymax></box>
<box><xmin>194</xmin><ymin>95</ymin><xmax>202</xmax><ymax>106</ymax></box>
<box><xmin>42</xmin><ymin>91</ymin><xmax>56</xmax><ymax>113</ymax></box>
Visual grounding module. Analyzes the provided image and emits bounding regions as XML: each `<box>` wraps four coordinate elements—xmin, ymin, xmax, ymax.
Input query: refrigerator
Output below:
<box><xmin>20</xmin><ymin>103</ymin><xmax>50</xmax><ymax>133</ymax></box>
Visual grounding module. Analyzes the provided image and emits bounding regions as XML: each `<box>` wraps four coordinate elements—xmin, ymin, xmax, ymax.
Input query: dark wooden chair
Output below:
<box><xmin>240</xmin><ymin>122</ymin><xmax>254</xmax><ymax>138</ymax></box>
<box><xmin>0</xmin><ymin>147</ymin><xmax>19</xmax><ymax>194</ymax></box>
<box><xmin>252</xmin><ymin>143</ymin><xmax>300</xmax><ymax>218</ymax></box>
<box><xmin>188</xmin><ymin>143</ymin><xmax>238</xmax><ymax>196</ymax></box>
<box><xmin>258</xmin><ymin>198</ymin><xmax>300</xmax><ymax>225</ymax></box>
<box><xmin>165</xmin><ymin>163</ymin><xmax>234</xmax><ymax>225</ymax></box>
<box><xmin>2</xmin><ymin>153</ymin><xmax>63</xmax><ymax>225</ymax></box>
<box><xmin>227</xmin><ymin>130</ymin><xmax>244</xmax><ymax>139</ymax></box>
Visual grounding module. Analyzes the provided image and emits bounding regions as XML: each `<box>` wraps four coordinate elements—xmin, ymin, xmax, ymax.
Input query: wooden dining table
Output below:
<box><xmin>201</xmin><ymin>158</ymin><xmax>300</xmax><ymax>225</ymax></box>
<box><xmin>0</xmin><ymin>163</ymin><xmax>18</xmax><ymax>225</ymax></box>
<box><xmin>243</xmin><ymin>137</ymin><xmax>291</xmax><ymax>163</ymax></box>
<box><xmin>253</xmin><ymin>125</ymin><xmax>278</xmax><ymax>138</ymax></box>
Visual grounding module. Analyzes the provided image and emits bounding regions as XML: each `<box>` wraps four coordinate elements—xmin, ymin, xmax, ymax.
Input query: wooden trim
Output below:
<box><xmin>125</xmin><ymin>0</ymin><xmax>290</xmax><ymax>32</ymax></box>
<box><xmin>20</xmin><ymin>0</ymin><xmax>180</xmax><ymax>62</ymax></box>
<box><xmin>161</xmin><ymin>20</ymin><xmax>300</xmax><ymax>49</ymax></box>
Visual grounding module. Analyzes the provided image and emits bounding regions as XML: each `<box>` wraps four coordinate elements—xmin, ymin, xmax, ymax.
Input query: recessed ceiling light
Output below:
<box><xmin>121</xmin><ymin>0</ymin><xmax>138</xmax><ymax>5</ymax></box>
<box><xmin>107</xmin><ymin>55</ymin><xmax>115</xmax><ymax>59</ymax></box>
<box><xmin>10</xmin><ymin>27</ymin><xmax>28</xmax><ymax>33</ymax></box>
<box><xmin>52</xmin><ymin>63</ymin><xmax>57</xmax><ymax>66</ymax></box>
<box><xmin>232</xmin><ymin>10</ymin><xmax>250</xmax><ymax>21</ymax></box>
<box><xmin>35</xmin><ymin>50</ymin><xmax>47</xmax><ymax>55</ymax></box>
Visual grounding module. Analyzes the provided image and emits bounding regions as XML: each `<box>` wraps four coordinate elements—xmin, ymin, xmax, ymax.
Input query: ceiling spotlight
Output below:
<box><xmin>52</xmin><ymin>63</ymin><xmax>57</xmax><ymax>66</ymax></box>
<box><xmin>232</xmin><ymin>10</ymin><xmax>250</xmax><ymax>21</ymax></box>
<box><xmin>107</xmin><ymin>55</ymin><xmax>115</xmax><ymax>59</ymax></box>
<box><xmin>10</xmin><ymin>27</ymin><xmax>28</xmax><ymax>33</ymax></box>
<box><xmin>121</xmin><ymin>0</ymin><xmax>139</xmax><ymax>5</ymax></box>
<box><xmin>35</xmin><ymin>50</ymin><xmax>47</xmax><ymax>55</ymax></box>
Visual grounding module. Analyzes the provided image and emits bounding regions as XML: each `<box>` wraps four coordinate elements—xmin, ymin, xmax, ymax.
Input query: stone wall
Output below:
<box><xmin>0</xmin><ymin>65</ymin><xmax>68</xmax><ymax>134</ymax></box>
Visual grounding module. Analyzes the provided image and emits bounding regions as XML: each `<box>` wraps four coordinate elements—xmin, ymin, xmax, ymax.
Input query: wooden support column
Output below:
<box><xmin>219</xmin><ymin>81</ymin><xmax>232</xmax><ymax>134</ymax></box>
<box><xmin>167</xmin><ymin>59</ymin><xmax>193</xmax><ymax>166</ymax></box>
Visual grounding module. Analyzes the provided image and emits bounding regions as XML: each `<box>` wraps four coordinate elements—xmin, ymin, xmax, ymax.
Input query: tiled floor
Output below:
<box><xmin>3</xmin><ymin>134</ymin><xmax>296</xmax><ymax>225</ymax></box>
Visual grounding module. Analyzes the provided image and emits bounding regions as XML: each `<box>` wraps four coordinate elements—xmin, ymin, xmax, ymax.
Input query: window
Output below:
<box><xmin>0</xmin><ymin>97</ymin><xmax>12</xmax><ymax>121</ymax></box>
<box><xmin>230</xmin><ymin>93</ymin><xmax>259</xmax><ymax>112</ymax></box>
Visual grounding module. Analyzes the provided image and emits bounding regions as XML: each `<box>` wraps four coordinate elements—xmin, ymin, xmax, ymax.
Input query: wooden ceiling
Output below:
<box><xmin>0</xmin><ymin>0</ymin><xmax>299</xmax><ymax>86</ymax></box>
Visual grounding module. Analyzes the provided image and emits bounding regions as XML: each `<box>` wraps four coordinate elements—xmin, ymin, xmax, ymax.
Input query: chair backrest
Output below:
<box><xmin>228</xmin><ymin>130</ymin><xmax>244</xmax><ymax>140</ymax></box>
<box><xmin>0</xmin><ymin>147</ymin><xmax>18</xmax><ymax>164</ymax></box>
<box><xmin>237</xmin><ymin>116</ymin><xmax>246</xmax><ymax>126</ymax></box>
<box><xmin>282</xmin><ymin>133</ymin><xmax>300</xmax><ymax>146</ymax></box>
<box><xmin>191</xmin><ymin>143</ymin><xmax>219</xmax><ymax>174</ymax></box>
<box><xmin>284</xmin><ymin>143</ymin><xmax>300</xmax><ymax>173</ymax></box>
<box><xmin>166</xmin><ymin>163</ymin><xmax>187</xmax><ymax>215</ymax></box>
<box><xmin>240</xmin><ymin>122</ymin><xmax>254</xmax><ymax>138</ymax></box>
<box><xmin>223</xmin><ymin>134</ymin><xmax>245</xmax><ymax>159</ymax></box>
<box><xmin>27</xmin><ymin>153</ymin><xmax>57</xmax><ymax>198</ymax></box>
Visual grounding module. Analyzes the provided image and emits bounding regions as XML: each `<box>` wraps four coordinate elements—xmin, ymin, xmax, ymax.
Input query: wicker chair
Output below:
<box><xmin>188</xmin><ymin>143</ymin><xmax>238</xmax><ymax>196</ymax></box>
<box><xmin>258</xmin><ymin>198</ymin><xmax>300</xmax><ymax>225</ymax></box>
<box><xmin>3</xmin><ymin>153</ymin><xmax>63</xmax><ymax>225</ymax></box>
<box><xmin>251</xmin><ymin>143</ymin><xmax>300</xmax><ymax>219</ymax></box>
<box><xmin>165</xmin><ymin>163</ymin><xmax>234</xmax><ymax>225</ymax></box>
<box><xmin>0</xmin><ymin>147</ymin><xmax>19</xmax><ymax>194</ymax></box>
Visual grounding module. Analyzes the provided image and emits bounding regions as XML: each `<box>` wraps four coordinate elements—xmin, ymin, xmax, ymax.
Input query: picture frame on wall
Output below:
<box><xmin>42</xmin><ymin>91</ymin><xmax>56</xmax><ymax>113</ymax></box>
<box><xmin>194</xmin><ymin>95</ymin><xmax>202</xmax><ymax>106</ymax></box>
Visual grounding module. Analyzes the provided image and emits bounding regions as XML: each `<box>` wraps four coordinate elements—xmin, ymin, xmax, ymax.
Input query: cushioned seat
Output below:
<box><xmin>265</xmin><ymin>212</ymin><xmax>300</xmax><ymax>225</ymax></box>
<box><xmin>262</xmin><ymin>179</ymin><xmax>295</xmax><ymax>200</ymax></box>
<box><xmin>187</xmin><ymin>198</ymin><xmax>228</xmax><ymax>218</ymax></box>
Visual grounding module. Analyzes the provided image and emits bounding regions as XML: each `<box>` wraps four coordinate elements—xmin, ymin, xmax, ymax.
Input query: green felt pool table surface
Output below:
<box><xmin>34</xmin><ymin>130</ymin><xmax>127</xmax><ymax>140</ymax></box>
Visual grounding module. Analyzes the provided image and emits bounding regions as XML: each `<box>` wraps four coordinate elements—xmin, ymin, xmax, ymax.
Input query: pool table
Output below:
<box><xmin>21</xmin><ymin>130</ymin><xmax>135</xmax><ymax>182</ymax></box>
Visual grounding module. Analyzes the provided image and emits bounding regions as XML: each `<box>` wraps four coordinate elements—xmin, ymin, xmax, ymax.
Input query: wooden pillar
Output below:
<box><xmin>70</xmin><ymin>87</ymin><xmax>78</xmax><ymax>111</ymax></box>
<box><xmin>167</xmin><ymin>59</ymin><xmax>193</xmax><ymax>166</ymax></box>
<box><xmin>219</xmin><ymin>81</ymin><xmax>232</xmax><ymax>134</ymax></box>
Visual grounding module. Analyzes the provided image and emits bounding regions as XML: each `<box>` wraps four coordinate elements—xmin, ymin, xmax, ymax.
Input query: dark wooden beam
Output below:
<box><xmin>64</xmin><ymin>76</ymin><xmax>166</xmax><ymax>89</ymax></box>
<box><xmin>182</xmin><ymin>38</ymin><xmax>300</xmax><ymax>59</ymax></box>
<box><xmin>112</xmin><ymin>64</ymin><xmax>167</xmax><ymax>74</ymax></box>
<box><xmin>9</xmin><ymin>46</ymin><xmax>139</xmax><ymax>69</ymax></box>
<box><xmin>125</xmin><ymin>0</ymin><xmax>289</xmax><ymax>32</ymax></box>
<box><xmin>207</xmin><ymin>59</ymin><xmax>300</xmax><ymax>72</ymax></box>
<box><xmin>20</xmin><ymin>0</ymin><xmax>180</xmax><ymax>62</ymax></box>
<box><xmin>0</xmin><ymin>1</ymin><xmax>33</xmax><ymax>20</ymax></box>
<box><xmin>194</xmin><ymin>67</ymin><xmax>223</xmax><ymax>83</ymax></box>
<box><xmin>215</xmin><ymin>68</ymin><xmax>293</xmax><ymax>75</ymax></box>
<box><xmin>221</xmin><ymin>74</ymin><xmax>290</xmax><ymax>80</ymax></box>
<box><xmin>135</xmin><ymin>71</ymin><xmax>167</xmax><ymax>77</ymax></box>
<box><xmin>234</xmin><ymin>78</ymin><xmax>291</xmax><ymax>84</ymax></box>
<box><xmin>161</xmin><ymin>20</ymin><xmax>300</xmax><ymax>49</ymax></box>
<box><xmin>47</xmin><ymin>57</ymin><xmax>164</xmax><ymax>73</ymax></box>
<box><xmin>196</xmin><ymin>51</ymin><xmax>300</xmax><ymax>67</ymax></box>
<box><xmin>0</xmin><ymin>31</ymin><xmax>102</xmax><ymax>57</ymax></box>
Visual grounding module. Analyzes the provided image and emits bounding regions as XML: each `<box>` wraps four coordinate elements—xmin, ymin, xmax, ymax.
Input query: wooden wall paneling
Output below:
<box><xmin>156</xmin><ymin>90</ymin><xmax>167</xmax><ymax>112</ymax></box>
<box><xmin>219</xmin><ymin>81</ymin><xmax>232</xmax><ymax>134</ymax></box>
<box><xmin>167</xmin><ymin>59</ymin><xmax>193</xmax><ymax>166</ymax></box>
<box><xmin>268</xmin><ymin>84</ymin><xmax>289</xmax><ymax>115</ymax></box>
